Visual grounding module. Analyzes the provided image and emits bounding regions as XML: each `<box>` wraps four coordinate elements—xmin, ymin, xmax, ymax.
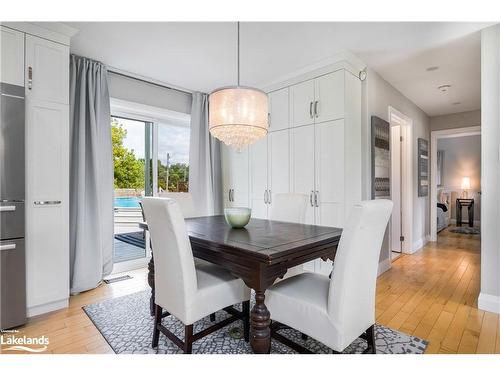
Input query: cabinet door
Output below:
<box><xmin>291</xmin><ymin>125</ymin><xmax>315</xmax><ymax>224</ymax></box>
<box><xmin>249</xmin><ymin>138</ymin><xmax>268</xmax><ymax>219</ymax></box>
<box><xmin>230</xmin><ymin>146</ymin><xmax>250</xmax><ymax>207</ymax></box>
<box><xmin>25</xmin><ymin>35</ymin><xmax>69</xmax><ymax>105</ymax></box>
<box><xmin>314</xmin><ymin>120</ymin><xmax>344</xmax><ymax>276</ymax></box>
<box><xmin>268</xmin><ymin>129</ymin><xmax>290</xmax><ymax>212</ymax></box>
<box><xmin>315</xmin><ymin>120</ymin><xmax>345</xmax><ymax>228</ymax></box>
<box><xmin>26</xmin><ymin>100</ymin><xmax>69</xmax><ymax>310</ymax></box>
<box><xmin>314</xmin><ymin>71</ymin><xmax>344</xmax><ymax>123</ymax></box>
<box><xmin>290</xmin><ymin>79</ymin><xmax>315</xmax><ymax>128</ymax></box>
<box><xmin>1</xmin><ymin>26</ymin><xmax>24</xmax><ymax>86</ymax></box>
<box><xmin>268</xmin><ymin>88</ymin><xmax>289</xmax><ymax>132</ymax></box>
<box><xmin>221</xmin><ymin>145</ymin><xmax>232</xmax><ymax>207</ymax></box>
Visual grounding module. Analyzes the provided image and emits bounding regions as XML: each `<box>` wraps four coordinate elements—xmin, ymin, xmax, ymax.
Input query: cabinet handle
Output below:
<box><xmin>34</xmin><ymin>200</ymin><xmax>62</xmax><ymax>206</ymax></box>
<box><xmin>0</xmin><ymin>243</ymin><xmax>16</xmax><ymax>252</ymax></box>
<box><xmin>28</xmin><ymin>67</ymin><xmax>33</xmax><ymax>90</ymax></box>
<box><xmin>0</xmin><ymin>205</ymin><xmax>16</xmax><ymax>212</ymax></box>
<box><xmin>228</xmin><ymin>189</ymin><xmax>232</xmax><ymax>202</ymax></box>
<box><xmin>309</xmin><ymin>102</ymin><xmax>313</xmax><ymax>119</ymax></box>
<box><xmin>231</xmin><ymin>189</ymin><xmax>235</xmax><ymax>202</ymax></box>
<box><xmin>314</xmin><ymin>101</ymin><xmax>319</xmax><ymax>118</ymax></box>
<box><xmin>268</xmin><ymin>113</ymin><xmax>271</xmax><ymax>128</ymax></box>
<box><xmin>268</xmin><ymin>190</ymin><xmax>272</xmax><ymax>205</ymax></box>
<box><xmin>264</xmin><ymin>190</ymin><xmax>268</xmax><ymax>204</ymax></box>
<box><xmin>315</xmin><ymin>191</ymin><xmax>319</xmax><ymax>207</ymax></box>
<box><xmin>310</xmin><ymin>191</ymin><xmax>314</xmax><ymax>207</ymax></box>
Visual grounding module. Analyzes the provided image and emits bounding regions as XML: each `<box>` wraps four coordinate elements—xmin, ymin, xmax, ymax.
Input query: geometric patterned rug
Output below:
<box><xmin>83</xmin><ymin>290</ymin><xmax>428</xmax><ymax>354</ymax></box>
<box><xmin>449</xmin><ymin>227</ymin><xmax>480</xmax><ymax>235</ymax></box>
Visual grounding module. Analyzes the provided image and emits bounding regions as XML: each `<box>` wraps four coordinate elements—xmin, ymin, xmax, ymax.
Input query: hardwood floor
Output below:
<box><xmin>2</xmin><ymin>226</ymin><xmax>497</xmax><ymax>354</ymax></box>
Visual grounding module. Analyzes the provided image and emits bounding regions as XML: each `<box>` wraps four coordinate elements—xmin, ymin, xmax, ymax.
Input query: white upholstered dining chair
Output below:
<box><xmin>271</xmin><ymin>193</ymin><xmax>309</xmax><ymax>280</ymax></box>
<box><xmin>266</xmin><ymin>199</ymin><xmax>393</xmax><ymax>354</ymax></box>
<box><xmin>141</xmin><ymin>197</ymin><xmax>251</xmax><ymax>353</ymax></box>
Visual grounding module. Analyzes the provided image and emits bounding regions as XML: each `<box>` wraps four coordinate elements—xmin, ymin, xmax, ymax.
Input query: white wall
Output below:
<box><xmin>479</xmin><ymin>24</ymin><xmax>500</xmax><ymax>314</ymax></box>
<box><xmin>437</xmin><ymin>135</ymin><xmax>481</xmax><ymax>222</ymax></box>
<box><xmin>430</xmin><ymin>110</ymin><xmax>481</xmax><ymax>131</ymax></box>
<box><xmin>363</xmin><ymin>68</ymin><xmax>431</xmax><ymax>267</ymax></box>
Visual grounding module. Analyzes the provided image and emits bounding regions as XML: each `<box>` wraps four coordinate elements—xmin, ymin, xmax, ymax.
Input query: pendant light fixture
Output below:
<box><xmin>208</xmin><ymin>22</ymin><xmax>268</xmax><ymax>151</ymax></box>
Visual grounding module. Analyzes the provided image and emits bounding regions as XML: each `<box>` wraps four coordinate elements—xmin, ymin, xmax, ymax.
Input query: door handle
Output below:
<box><xmin>0</xmin><ymin>243</ymin><xmax>16</xmax><ymax>252</ymax></box>
<box><xmin>314</xmin><ymin>191</ymin><xmax>319</xmax><ymax>207</ymax></box>
<box><xmin>310</xmin><ymin>191</ymin><xmax>314</xmax><ymax>207</ymax></box>
<box><xmin>314</xmin><ymin>101</ymin><xmax>319</xmax><ymax>118</ymax></box>
<box><xmin>34</xmin><ymin>200</ymin><xmax>62</xmax><ymax>206</ymax></box>
<box><xmin>309</xmin><ymin>102</ymin><xmax>313</xmax><ymax>119</ymax></box>
<box><xmin>0</xmin><ymin>206</ymin><xmax>16</xmax><ymax>212</ymax></box>
<box><xmin>28</xmin><ymin>67</ymin><xmax>33</xmax><ymax>90</ymax></box>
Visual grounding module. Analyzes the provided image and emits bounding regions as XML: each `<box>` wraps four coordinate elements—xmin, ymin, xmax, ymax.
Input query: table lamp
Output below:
<box><xmin>461</xmin><ymin>176</ymin><xmax>471</xmax><ymax>198</ymax></box>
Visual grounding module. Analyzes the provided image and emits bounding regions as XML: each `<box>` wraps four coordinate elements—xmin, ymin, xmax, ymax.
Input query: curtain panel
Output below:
<box><xmin>69</xmin><ymin>55</ymin><xmax>114</xmax><ymax>294</ymax></box>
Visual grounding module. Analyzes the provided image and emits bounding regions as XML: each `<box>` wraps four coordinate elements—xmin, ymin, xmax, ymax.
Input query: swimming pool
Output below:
<box><xmin>114</xmin><ymin>196</ymin><xmax>141</xmax><ymax>208</ymax></box>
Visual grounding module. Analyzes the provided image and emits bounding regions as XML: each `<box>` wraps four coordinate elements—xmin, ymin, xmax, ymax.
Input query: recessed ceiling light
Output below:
<box><xmin>452</xmin><ymin>102</ymin><xmax>461</xmax><ymax>105</ymax></box>
<box><xmin>426</xmin><ymin>66</ymin><xmax>439</xmax><ymax>71</ymax></box>
<box><xmin>438</xmin><ymin>84</ymin><xmax>451</xmax><ymax>92</ymax></box>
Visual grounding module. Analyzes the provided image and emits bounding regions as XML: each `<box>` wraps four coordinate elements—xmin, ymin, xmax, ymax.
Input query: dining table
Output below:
<box><xmin>139</xmin><ymin>215</ymin><xmax>342</xmax><ymax>354</ymax></box>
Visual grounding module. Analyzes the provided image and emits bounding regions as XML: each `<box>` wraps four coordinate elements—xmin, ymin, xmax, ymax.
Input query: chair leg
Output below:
<box><xmin>242</xmin><ymin>300</ymin><xmax>250</xmax><ymax>342</ymax></box>
<box><xmin>184</xmin><ymin>324</ymin><xmax>193</xmax><ymax>354</ymax></box>
<box><xmin>365</xmin><ymin>325</ymin><xmax>376</xmax><ymax>354</ymax></box>
<box><xmin>152</xmin><ymin>304</ymin><xmax>162</xmax><ymax>348</ymax></box>
<box><xmin>210</xmin><ymin>313</ymin><xmax>216</xmax><ymax>322</ymax></box>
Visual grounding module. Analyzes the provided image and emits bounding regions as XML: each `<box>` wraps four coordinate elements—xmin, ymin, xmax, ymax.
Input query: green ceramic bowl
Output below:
<box><xmin>224</xmin><ymin>207</ymin><xmax>251</xmax><ymax>229</ymax></box>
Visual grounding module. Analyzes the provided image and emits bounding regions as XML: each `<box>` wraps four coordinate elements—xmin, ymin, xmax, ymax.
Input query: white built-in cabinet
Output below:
<box><xmin>0</xmin><ymin>27</ymin><xmax>25</xmax><ymax>86</ymax></box>
<box><xmin>24</xmin><ymin>34</ymin><xmax>70</xmax><ymax>316</ymax></box>
<box><xmin>222</xmin><ymin>145</ymin><xmax>250</xmax><ymax>208</ymax></box>
<box><xmin>222</xmin><ymin>66</ymin><xmax>362</xmax><ymax>277</ymax></box>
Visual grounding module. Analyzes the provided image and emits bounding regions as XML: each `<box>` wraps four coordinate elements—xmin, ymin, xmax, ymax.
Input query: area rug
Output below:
<box><xmin>449</xmin><ymin>227</ymin><xmax>480</xmax><ymax>235</ymax></box>
<box><xmin>83</xmin><ymin>290</ymin><xmax>427</xmax><ymax>354</ymax></box>
<box><xmin>114</xmin><ymin>231</ymin><xmax>145</xmax><ymax>249</ymax></box>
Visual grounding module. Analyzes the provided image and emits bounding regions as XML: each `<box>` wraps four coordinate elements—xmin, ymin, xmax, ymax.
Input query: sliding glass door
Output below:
<box><xmin>111</xmin><ymin>106</ymin><xmax>191</xmax><ymax>272</ymax></box>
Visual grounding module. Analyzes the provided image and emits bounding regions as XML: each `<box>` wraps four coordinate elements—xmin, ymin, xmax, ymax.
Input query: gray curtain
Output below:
<box><xmin>189</xmin><ymin>92</ymin><xmax>223</xmax><ymax>216</ymax></box>
<box><xmin>69</xmin><ymin>55</ymin><xmax>114</xmax><ymax>294</ymax></box>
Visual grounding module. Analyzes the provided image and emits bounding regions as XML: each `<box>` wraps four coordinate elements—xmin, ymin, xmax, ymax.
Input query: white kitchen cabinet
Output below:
<box><xmin>249</xmin><ymin>138</ymin><xmax>268</xmax><ymax>219</ymax></box>
<box><xmin>0</xmin><ymin>26</ymin><xmax>24</xmax><ymax>86</ymax></box>
<box><xmin>268</xmin><ymin>88</ymin><xmax>289</xmax><ymax>132</ymax></box>
<box><xmin>268</xmin><ymin>130</ymin><xmax>290</xmax><ymax>206</ymax></box>
<box><xmin>25</xmin><ymin>34</ymin><xmax>70</xmax><ymax>316</ymax></box>
<box><xmin>314</xmin><ymin>71</ymin><xmax>344</xmax><ymax>123</ymax></box>
<box><xmin>291</xmin><ymin>124</ymin><xmax>315</xmax><ymax>225</ymax></box>
<box><xmin>222</xmin><ymin>145</ymin><xmax>249</xmax><ymax>208</ymax></box>
<box><xmin>290</xmin><ymin>79</ymin><xmax>315</xmax><ymax>128</ymax></box>
<box><xmin>25</xmin><ymin>35</ymin><xmax>69</xmax><ymax>105</ymax></box>
<box><xmin>25</xmin><ymin>101</ymin><xmax>69</xmax><ymax>314</ymax></box>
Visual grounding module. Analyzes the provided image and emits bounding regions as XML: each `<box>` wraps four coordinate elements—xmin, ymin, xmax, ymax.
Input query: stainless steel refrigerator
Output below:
<box><xmin>0</xmin><ymin>82</ymin><xmax>27</xmax><ymax>329</ymax></box>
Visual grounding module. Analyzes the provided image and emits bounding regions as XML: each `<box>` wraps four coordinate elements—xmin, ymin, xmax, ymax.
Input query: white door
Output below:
<box><xmin>314</xmin><ymin>71</ymin><xmax>344</xmax><ymax>123</ymax></box>
<box><xmin>268</xmin><ymin>88</ymin><xmax>289</xmax><ymax>132</ymax></box>
<box><xmin>391</xmin><ymin>125</ymin><xmax>402</xmax><ymax>253</ymax></box>
<box><xmin>290</xmin><ymin>79</ymin><xmax>315</xmax><ymax>128</ymax></box>
<box><xmin>291</xmin><ymin>124</ymin><xmax>315</xmax><ymax>224</ymax></box>
<box><xmin>250</xmin><ymin>138</ymin><xmax>268</xmax><ymax>219</ymax></box>
<box><xmin>268</xmin><ymin>129</ymin><xmax>290</xmax><ymax>213</ymax></box>
<box><xmin>25</xmin><ymin>34</ymin><xmax>69</xmax><ymax>105</ymax></box>
<box><xmin>1</xmin><ymin>26</ymin><xmax>25</xmax><ymax>86</ymax></box>
<box><xmin>25</xmin><ymin>100</ymin><xmax>69</xmax><ymax>311</ymax></box>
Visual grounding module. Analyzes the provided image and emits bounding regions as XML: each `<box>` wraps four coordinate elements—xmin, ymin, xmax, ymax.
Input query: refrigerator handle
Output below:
<box><xmin>0</xmin><ymin>205</ymin><xmax>16</xmax><ymax>212</ymax></box>
<box><xmin>34</xmin><ymin>200</ymin><xmax>62</xmax><ymax>206</ymax></box>
<box><xmin>0</xmin><ymin>243</ymin><xmax>16</xmax><ymax>252</ymax></box>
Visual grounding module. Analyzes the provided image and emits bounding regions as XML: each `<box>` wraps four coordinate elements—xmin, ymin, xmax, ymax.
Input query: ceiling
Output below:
<box><xmin>67</xmin><ymin>22</ymin><xmax>493</xmax><ymax>117</ymax></box>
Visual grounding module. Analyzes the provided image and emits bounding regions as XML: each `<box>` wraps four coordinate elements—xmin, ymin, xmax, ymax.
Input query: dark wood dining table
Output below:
<box><xmin>139</xmin><ymin>215</ymin><xmax>342</xmax><ymax>354</ymax></box>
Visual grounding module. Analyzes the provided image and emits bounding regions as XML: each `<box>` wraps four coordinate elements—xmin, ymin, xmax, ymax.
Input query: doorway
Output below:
<box><xmin>389</xmin><ymin>107</ymin><xmax>413</xmax><ymax>260</ymax></box>
<box><xmin>430</xmin><ymin>126</ymin><xmax>481</xmax><ymax>241</ymax></box>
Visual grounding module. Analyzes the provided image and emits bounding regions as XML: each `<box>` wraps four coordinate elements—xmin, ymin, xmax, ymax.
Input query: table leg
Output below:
<box><xmin>147</xmin><ymin>254</ymin><xmax>155</xmax><ymax>316</ymax></box>
<box><xmin>250</xmin><ymin>290</ymin><xmax>271</xmax><ymax>354</ymax></box>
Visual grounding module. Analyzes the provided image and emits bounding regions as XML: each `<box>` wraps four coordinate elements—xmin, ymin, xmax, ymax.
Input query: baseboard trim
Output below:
<box><xmin>478</xmin><ymin>293</ymin><xmax>500</xmax><ymax>313</ymax></box>
<box><xmin>378</xmin><ymin>258</ymin><xmax>391</xmax><ymax>276</ymax></box>
<box><xmin>410</xmin><ymin>235</ymin><xmax>429</xmax><ymax>254</ymax></box>
<box><xmin>27</xmin><ymin>298</ymin><xmax>69</xmax><ymax>318</ymax></box>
